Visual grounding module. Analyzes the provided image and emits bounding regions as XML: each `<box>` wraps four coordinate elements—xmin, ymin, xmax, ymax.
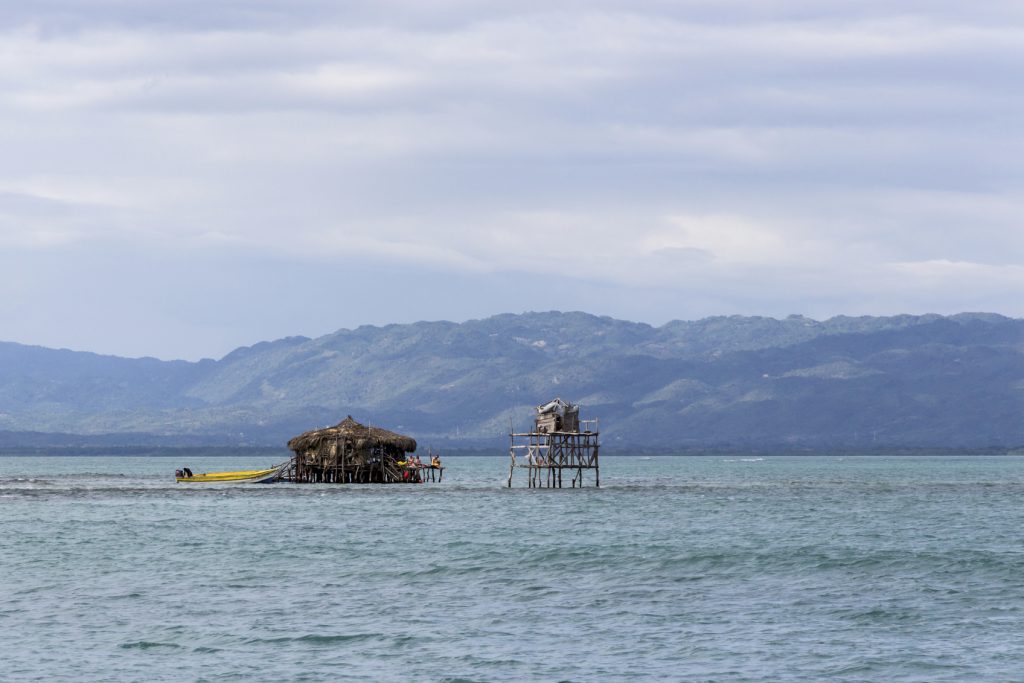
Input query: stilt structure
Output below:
<box><xmin>507</xmin><ymin>398</ymin><xmax>600</xmax><ymax>488</ymax></box>
<box><xmin>283</xmin><ymin>416</ymin><xmax>442</xmax><ymax>484</ymax></box>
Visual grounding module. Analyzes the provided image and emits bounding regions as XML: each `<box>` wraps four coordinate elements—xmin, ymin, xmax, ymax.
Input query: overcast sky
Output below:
<box><xmin>1</xmin><ymin>1</ymin><xmax>1022</xmax><ymax>359</ymax></box>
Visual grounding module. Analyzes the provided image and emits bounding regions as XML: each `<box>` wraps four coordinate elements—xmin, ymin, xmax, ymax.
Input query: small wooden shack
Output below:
<box><xmin>508</xmin><ymin>398</ymin><xmax>600</xmax><ymax>488</ymax></box>
<box><xmin>283</xmin><ymin>416</ymin><xmax>439</xmax><ymax>484</ymax></box>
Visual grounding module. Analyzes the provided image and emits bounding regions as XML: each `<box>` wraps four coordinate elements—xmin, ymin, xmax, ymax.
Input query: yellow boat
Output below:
<box><xmin>176</xmin><ymin>465</ymin><xmax>284</xmax><ymax>484</ymax></box>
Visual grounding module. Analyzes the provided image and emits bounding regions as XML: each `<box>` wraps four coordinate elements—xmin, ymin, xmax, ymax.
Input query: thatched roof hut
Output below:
<box><xmin>288</xmin><ymin>415</ymin><xmax>417</xmax><ymax>454</ymax></box>
<box><xmin>284</xmin><ymin>416</ymin><xmax>425</xmax><ymax>484</ymax></box>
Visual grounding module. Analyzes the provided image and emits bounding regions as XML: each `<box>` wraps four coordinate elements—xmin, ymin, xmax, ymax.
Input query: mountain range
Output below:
<box><xmin>1</xmin><ymin>311</ymin><xmax>1021</xmax><ymax>452</ymax></box>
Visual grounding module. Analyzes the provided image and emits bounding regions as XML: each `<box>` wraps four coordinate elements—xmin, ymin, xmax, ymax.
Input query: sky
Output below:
<box><xmin>1</xmin><ymin>0</ymin><xmax>1022</xmax><ymax>360</ymax></box>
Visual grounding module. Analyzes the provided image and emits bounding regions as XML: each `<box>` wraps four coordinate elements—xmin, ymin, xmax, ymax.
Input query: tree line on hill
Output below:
<box><xmin>0</xmin><ymin>311</ymin><xmax>1021</xmax><ymax>452</ymax></box>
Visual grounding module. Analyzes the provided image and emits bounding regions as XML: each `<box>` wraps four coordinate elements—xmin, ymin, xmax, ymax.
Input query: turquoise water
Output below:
<box><xmin>2</xmin><ymin>455</ymin><xmax>1024</xmax><ymax>681</ymax></box>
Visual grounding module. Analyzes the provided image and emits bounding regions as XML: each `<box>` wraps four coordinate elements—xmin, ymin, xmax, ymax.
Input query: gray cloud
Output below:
<box><xmin>0</xmin><ymin>1</ymin><xmax>1021</xmax><ymax>358</ymax></box>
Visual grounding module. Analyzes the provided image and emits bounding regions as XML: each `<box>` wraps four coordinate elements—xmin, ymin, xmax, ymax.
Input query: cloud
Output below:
<box><xmin>0</xmin><ymin>1</ymin><xmax>1021</xmax><ymax>357</ymax></box>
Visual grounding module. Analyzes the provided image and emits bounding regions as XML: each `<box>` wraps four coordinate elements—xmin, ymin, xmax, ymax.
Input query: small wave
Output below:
<box><xmin>0</xmin><ymin>477</ymin><xmax>54</xmax><ymax>485</ymax></box>
<box><xmin>119</xmin><ymin>641</ymin><xmax>182</xmax><ymax>650</ymax></box>
<box><xmin>839</xmin><ymin>607</ymin><xmax>922</xmax><ymax>624</ymax></box>
<box><xmin>248</xmin><ymin>633</ymin><xmax>381</xmax><ymax>645</ymax></box>
<box><xmin>295</xmin><ymin>633</ymin><xmax>381</xmax><ymax>645</ymax></box>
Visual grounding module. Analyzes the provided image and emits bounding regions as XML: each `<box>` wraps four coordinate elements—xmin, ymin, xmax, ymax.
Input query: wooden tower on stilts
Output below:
<box><xmin>508</xmin><ymin>398</ymin><xmax>600</xmax><ymax>488</ymax></box>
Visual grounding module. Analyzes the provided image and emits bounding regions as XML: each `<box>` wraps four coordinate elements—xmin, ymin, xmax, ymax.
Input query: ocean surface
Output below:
<box><xmin>2</xmin><ymin>455</ymin><xmax>1024</xmax><ymax>682</ymax></box>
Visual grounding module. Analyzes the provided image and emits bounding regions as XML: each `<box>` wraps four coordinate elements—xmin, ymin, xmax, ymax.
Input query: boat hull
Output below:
<box><xmin>176</xmin><ymin>466</ymin><xmax>283</xmax><ymax>484</ymax></box>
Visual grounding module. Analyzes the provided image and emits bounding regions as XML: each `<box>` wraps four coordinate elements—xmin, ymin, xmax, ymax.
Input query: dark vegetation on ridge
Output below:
<box><xmin>0</xmin><ymin>312</ymin><xmax>1021</xmax><ymax>452</ymax></box>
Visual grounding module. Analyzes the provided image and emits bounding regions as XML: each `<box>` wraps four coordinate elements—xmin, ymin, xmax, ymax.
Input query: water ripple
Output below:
<box><xmin>2</xmin><ymin>455</ymin><xmax>1024</xmax><ymax>682</ymax></box>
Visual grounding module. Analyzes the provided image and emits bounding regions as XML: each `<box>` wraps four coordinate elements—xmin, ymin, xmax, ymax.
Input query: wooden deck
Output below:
<box><xmin>280</xmin><ymin>454</ymin><xmax>443</xmax><ymax>484</ymax></box>
<box><xmin>508</xmin><ymin>429</ymin><xmax>600</xmax><ymax>488</ymax></box>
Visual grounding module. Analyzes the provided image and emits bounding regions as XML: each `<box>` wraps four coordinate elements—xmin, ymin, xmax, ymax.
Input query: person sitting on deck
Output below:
<box><xmin>431</xmin><ymin>454</ymin><xmax>441</xmax><ymax>469</ymax></box>
<box><xmin>182</xmin><ymin>467</ymin><xmax>193</xmax><ymax>478</ymax></box>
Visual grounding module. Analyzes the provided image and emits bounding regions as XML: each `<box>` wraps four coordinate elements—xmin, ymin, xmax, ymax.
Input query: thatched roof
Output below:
<box><xmin>287</xmin><ymin>416</ymin><xmax>417</xmax><ymax>453</ymax></box>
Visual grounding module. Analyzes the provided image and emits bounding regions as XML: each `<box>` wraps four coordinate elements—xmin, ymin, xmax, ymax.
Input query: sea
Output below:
<box><xmin>2</xmin><ymin>454</ymin><xmax>1023</xmax><ymax>682</ymax></box>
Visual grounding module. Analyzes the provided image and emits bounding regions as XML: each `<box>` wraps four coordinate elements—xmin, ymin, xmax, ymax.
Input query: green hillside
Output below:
<box><xmin>1</xmin><ymin>312</ymin><xmax>1021</xmax><ymax>451</ymax></box>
